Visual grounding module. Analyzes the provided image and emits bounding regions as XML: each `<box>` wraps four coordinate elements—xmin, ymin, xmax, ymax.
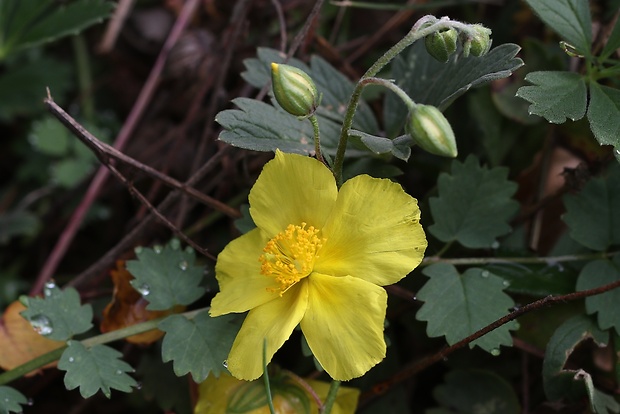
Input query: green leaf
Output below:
<box><xmin>516</xmin><ymin>71</ymin><xmax>587</xmax><ymax>124</ymax></box>
<box><xmin>241</xmin><ymin>47</ymin><xmax>379</xmax><ymax>134</ymax></box>
<box><xmin>563</xmin><ymin>165</ymin><xmax>620</xmax><ymax>250</ymax></box>
<box><xmin>348</xmin><ymin>130</ymin><xmax>413</xmax><ymax>161</ymax></box>
<box><xmin>51</xmin><ymin>158</ymin><xmax>94</xmax><ymax>188</ymax></box>
<box><xmin>583</xmin><ymin>373</ymin><xmax>620</xmax><ymax>414</ymax></box>
<box><xmin>29</xmin><ymin>118</ymin><xmax>71</xmax><ymax>156</ymax></box>
<box><xmin>576</xmin><ymin>255</ymin><xmax>620</xmax><ymax>334</ymax></box>
<box><xmin>126</xmin><ymin>240</ymin><xmax>206</xmax><ymax>311</ymax></box>
<box><xmin>137</xmin><ymin>352</ymin><xmax>191</xmax><ymax>414</ymax></box>
<box><xmin>523</xmin><ymin>0</ymin><xmax>592</xmax><ymax>56</ymax></box>
<box><xmin>384</xmin><ymin>42</ymin><xmax>523</xmax><ymax>137</ymax></box>
<box><xmin>587</xmin><ymin>82</ymin><xmax>620</xmax><ymax>152</ymax></box>
<box><xmin>234</xmin><ymin>204</ymin><xmax>256</xmax><ymax>234</ymax></box>
<box><xmin>542</xmin><ymin>315</ymin><xmax>609</xmax><ymax>402</ymax></box>
<box><xmin>428</xmin><ymin>155</ymin><xmax>519</xmax><ymax>248</ymax></box>
<box><xmin>58</xmin><ymin>341</ymin><xmax>138</xmax><ymax>399</ymax></box>
<box><xmin>20</xmin><ymin>284</ymin><xmax>93</xmax><ymax>341</ymax></box>
<box><xmin>486</xmin><ymin>262</ymin><xmax>577</xmax><ymax>297</ymax></box>
<box><xmin>431</xmin><ymin>369</ymin><xmax>520</xmax><ymax>414</ymax></box>
<box><xmin>3</xmin><ymin>0</ymin><xmax>112</xmax><ymax>57</ymax></box>
<box><xmin>416</xmin><ymin>264</ymin><xmax>517</xmax><ymax>353</ymax></box>
<box><xmin>0</xmin><ymin>57</ymin><xmax>72</xmax><ymax>121</ymax></box>
<box><xmin>0</xmin><ymin>386</ymin><xmax>28</xmax><ymax>414</ymax></box>
<box><xmin>601</xmin><ymin>17</ymin><xmax>620</xmax><ymax>60</ymax></box>
<box><xmin>159</xmin><ymin>312</ymin><xmax>241</xmax><ymax>383</ymax></box>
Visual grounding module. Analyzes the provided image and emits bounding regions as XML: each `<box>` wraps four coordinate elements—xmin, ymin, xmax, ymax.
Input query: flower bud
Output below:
<box><xmin>406</xmin><ymin>105</ymin><xmax>457</xmax><ymax>157</ymax></box>
<box><xmin>425</xmin><ymin>27</ymin><xmax>458</xmax><ymax>63</ymax></box>
<box><xmin>271</xmin><ymin>63</ymin><xmax>319</xmax><ymax>117</ymax></box>
<box><xmin>461</xmin><ymin>24</ymin><xmax>492</xmax><ymax>58</ymax></box>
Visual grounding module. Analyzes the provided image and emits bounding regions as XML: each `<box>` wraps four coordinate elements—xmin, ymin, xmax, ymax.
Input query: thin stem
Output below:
<box><xmin>332</xmin><ymin>15</ymin><xmax>474</xmax><ymax>185</ymax></box>
<box><xmin>309</xmin><ymin>114</ymin><xmax>325</xmax><ymax>165</ymax></box>
<box><xmin>0</xmin><ymin>308</ymin><xmax>208</xmax><ymax>386</ymax></box>
<box><xmin>432</xmin><ymin>241</ymin><xmax>454</xmax><ymax>259</ymax></box>
<box><xmin>72</xmin><ymin>35</ymin><xmax>95</xmax><ymax>124</ymax></box>
<box><xmin>263</xmin><ymin>339</ymin><xmax>276</xmax><ymax>414</ymax></box>
<box><xmin>320</xmin><ymin>380</ymin><xmax>341</xmax><ymax>414</ymax></box>
<box><xmin>362</xmin><ymin>77</ymin><xmax>416</xmax><ymax>110</ymax></box>
<box><xmin>421</xmin><ymin>251</ymin><xmax>615</xmax><ymax>267</ymax></box>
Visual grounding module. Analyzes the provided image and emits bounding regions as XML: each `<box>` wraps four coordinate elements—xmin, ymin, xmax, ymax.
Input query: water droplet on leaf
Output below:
<box><xmin>137</xmin><ymin>284</ymin><xmax>150</xmax><ymax>296</ymax></box>
<box><xmin>153</xmin><ymin>245</ymin><xmax>163</xmax><ymax>254</ymax></box>
<box><xmin>185</xmin><ymin>246</ymin><xmax>194</xmax><ymax>254</ymax></box>
<box><xmin>116</xmin><ymin>370</ymin><xmax>123</xmax><ymax>375</ymax></box>
<box><xmin>222</xmin><ymin>360</ymin><xmax>228</xmax><ymax>369</ymax></box>
<box><xmin>26</xmin><ymin>398</ymin><xmax>34</xmax><ymax>406</ymax></box>
<box><xmin>68</xmin><ymin>357</ymin><xmax>74</xmax><ymax>362</ymax></box>
<box><xmin>481</xmin><ymin>270</ymin><xmax>489</xmax><ymax>278</ymax></box>
<box><xmin>502</xmin><ymin>280</ymin><xmax>510</xmax><ymax>287</ymax></box>
<box><xmin>491</xmin><ymin>241</ymin><xmax>500</xmax><ymax>249</ymax></box>
<box><xmin>43</xmin><ymin>280</ymin><xmax>57</xmax><ymax>297</ymax></box>
<box><xmin>178</xmin><ymin>261</ymin><xmax>188</xmax><ymax>271</ymax></box>
<box><xmin>170</xmin><ymin>239</ymin><xmax>181</xmax><ymax>250</ymax></box>
<box><xmin>29</xmin><ymin>314</ymin><xmax>53</xmax><ymax>336</ymax></box>
<box><xmin>134</xmin><ymin>246</ymin><xmax>143</xmax><ymax>254</ymax></box>
<box><xmin>490</xmin><ymin>348</ymin><xmax>501</xmax><ymax>356</ymax></box>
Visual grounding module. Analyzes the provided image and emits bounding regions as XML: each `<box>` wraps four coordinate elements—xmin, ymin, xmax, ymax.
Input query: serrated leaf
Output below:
<box><xmin>5</xmin><ymin>0</ymin><xmax>112</xmax><ymax>56</ymax></box>
<box><xmin>58</xmin><ymin>341</ymin><xmax>137</xmax><ymax>399</ymax></box>
<box><xmin>428</xmin><ymin>155</ymin><xmax>519</xmax><ymax>248</ymax></box>
<box><xmin>576</xmin><ymin>255</ymin><xmax>620</xmax><ymax>334</ymax></box>
<box><xmin>486</xmin><ymin>262</ymin><xmax>577</xmax><ymax>297</ymax></box>
<box><xmin>542</xmin><ymin>315</ymin><xmax>609</xmax><ymax>402</ymax></box>
<box><xmin>524</xmin><ymin>0</ymin><xmax>592</xmax><ymax>56</ymax></box>
<box><xmin>416</xmin><ymin>264</ymin><xmax>517</xmax><ymax>353</ymax></box>
<box><xmin>384</xmin><ymin>42</ymin><xmax>523</xmax><ymax>137</ymax></box>
<box><xmin>516</xmin><ymin>71</ymin><xmax>587</xmax><ymax>124</ymax></box>
<box><xmin>159</xmin><ymin>312</ymin><xmax>240</xmax><ymax>382</ymax></box>
<box><xmin>0</xmin><ymin>386</ymin><xmax>28</xmax><ymax>414</ymax></box>
<box><xmin>29</xmin><ymin>118</ymin><xmax>71</xmax><ymax>156</ymax></box>
<box><xmin>20</xmin><ymin>285</ymin><xmax>93</xmax><ymax>341</ymax></box>
<box><xmin>431</xmin><ymin>369</ymin><xmax>520</xmax><ymax>414</ymax></box>
<box><xmin>126</xmin><ymin>241</ymin><xmax>206</xmax><ymax>311</ymax></box>
<box><xmin>602</xmin><ymin>17</ymin><xmax>620</xmax><ymax>59</ymax></box>
<box><xmin>587</xmin><ymin>82</ymin><xmax>620</xmax><ymax>151</ymax></box>
<box><xmin>563</xmin><ymin>165</ymin><xmax>620</xmax><ymax>250</ymax></box>
<box><xmin>582</xmin><ymin>372</ymin><xmax>620</xmax><ymax>414</ymax></box>
<box><xmin>241</xmin><ymin>47</ymin><xmax>379</xmax><ymax>134</ymax></box>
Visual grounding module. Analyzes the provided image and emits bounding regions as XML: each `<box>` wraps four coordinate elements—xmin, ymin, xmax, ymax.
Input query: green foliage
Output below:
<box><xmin>487</xmin><ymin>262</ymin><xmax>577</xmax><ymax>297</ymax></box>
<box><xmin>523</xmin><ymin>0</ymin><xmax>592</xmax><ymax>57</ymax></box>
<box><xmin>416</xmin><ymin>264</ymin><xmax>517</xmax><ymax>353</ymax></box>
<box><xmin>518</xmin><ymin>0</ymin><xmax>620</xmax><ymax>155</ymax></box>
<box><xmin>577</xmin><ymin>255</ymin><xmax>620</xmax><ymax>334</ymax></box>
<box><xmin>347</xmin><ymin>130</ymin><xmax>413</xmax><ymax>161</ymax></box>
<box><xmin>137</xmin><ymin>353</ymin><xmax>191</xmax><ymax>414</ymax></box>
<box><xmin>384</xmin><ymin>42</ymin><xmax>523</xmax><ymax>137</ymax></box>
<box><xmin>58</xmin><ymin>341</ymin><xmax>138</xmax><ymax>398</ymax></box>
<box><xmin>126</xmin><ymin>241</ymin><xmax>206</xmax><ymax>311</ymax></box>
<box><xmin>0</xmin><ymin>0</ymin><xmax>113</xmax><ymax>60</ymax></box>
<box><xmin>430</xmin><ymin>370</ymin><xmax>520</xmax><ymax>414</ymax></box>
<box><xmin>0</xmin><ymin>210</ymin><xmax>40</xmax><ymax>244</ymax></box>
<box><xmin>20</xmin><ymin>284</ymin><xmax>93</xmax><ymax>341</ymax></box>
<box><xmin>428</xmin><ymin>156</ymin><xmax>519</xmax><ymax>248</ymax></box>
<box><xmin>0</xmin><ymin>386</ymin><xmax>28</xmax><ymax>414</ymax></box>
<box><xmin>563</xmin><ymin>166</ymin><xmax>620</xmax><ymax>250</ymax></box>
<box><xmin>158</xmin><ymin>312</ymin><xmax>241</xmax><ymax>383</ymax></box>
<box><xmin>515</xmin><ymin>71</ymin><xmax>587</xmax><ymax>123</ymax></box>
<box><xmin>542</xmin><ymin>315</ymin><xmax>615</xmax><ymax>412</ymax></box>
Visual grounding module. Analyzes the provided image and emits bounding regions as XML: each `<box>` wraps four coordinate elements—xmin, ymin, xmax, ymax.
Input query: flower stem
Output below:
<box><xmin>263</xmin><ymin>339</ymin><xmax>276</xmax><ymax>414</ymax></box>
<box><xmin>309</xmin><ymin>114</ymin><xmax>325</xmax><ymax>165</ymax></box>
<box><xmin>320</xmin><ymin>380</ymin><xmax>341</xmax><ymax>414</ymax></box>
<box><xmin>0</xmin><ymin>307</ymin><xmax>208</xmax><ymax>386</ymax></box>
<box><xmin>331</xmin><ymin>15</ymin><xmax>478</xmax><ymax>185</ymax></box>
<box><xmin>421</xmin><ymin>250</ymin><xmax>615</xmax><ymax>267</ymax></box>
<box><xmin>363</xmin><ymin>77</ymin><xmax>416</xmax><ymax>111</ymax></box>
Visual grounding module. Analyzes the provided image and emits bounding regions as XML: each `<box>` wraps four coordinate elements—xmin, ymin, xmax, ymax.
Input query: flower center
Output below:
<box><xmin>259</xmin><ymin>222</ymin><xmax>325</xmax><ymax>295</ymax></box>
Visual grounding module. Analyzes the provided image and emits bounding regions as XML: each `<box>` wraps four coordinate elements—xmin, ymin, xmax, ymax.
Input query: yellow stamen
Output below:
<box><xmin>259</xmin><ymin>222</ymin><xmax>325</xmax><ymax>295</ymax></box>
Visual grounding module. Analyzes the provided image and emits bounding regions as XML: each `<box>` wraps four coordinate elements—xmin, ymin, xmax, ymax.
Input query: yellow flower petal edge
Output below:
<box><xmin>301</xmin><ymin>273</ymin><xmax>387</xmax><ymax>380</ymax></box>
<box><xmin>249</xmin><ymin>150</ymin><xmax>338</xmax><ymax>237</ymax></box>
<box><xmin>225</xmin><ymin>282</ymin><xmax>308</xmax><ymax>381</ymax></box>
<box><xmin>315</xmin><ymin>174</ymin><xmax>427</xmax><ymax>286</ymax></box>
<box><xmin>211</xmin><ymin>150</ymin><xmax>427</xmax><ymax>381</ymax></box>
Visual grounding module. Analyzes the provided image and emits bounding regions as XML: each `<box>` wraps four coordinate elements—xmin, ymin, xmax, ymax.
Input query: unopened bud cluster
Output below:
<box><xmin>424</xmin><ymin>22</ymin><xmax>492</xmax><ymax>62</ymax></box>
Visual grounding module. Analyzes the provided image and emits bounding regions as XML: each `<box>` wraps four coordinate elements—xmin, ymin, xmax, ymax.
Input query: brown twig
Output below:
<box><xmin>31</xmin><ymin>0</ymin><xmax>201</xmax><ymax>296</ymax></box>
<box><xmin>359</xmin><ymin>278</ymin><xmax>620</xmax><ymax>407</ymax></box>
<box><xmin>43</xmin><ymin>96</ymin><xmax>240</xmax><ymax>219</ymax></box>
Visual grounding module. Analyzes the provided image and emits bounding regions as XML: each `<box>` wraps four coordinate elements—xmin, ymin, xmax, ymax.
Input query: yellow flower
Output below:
<box><xmin>194</xmin><ymin>371</ymin><xmax>360</xmax><ymax>414</ymax></box>
<box><xmin>210</xmin><ymin>150</ymin><xmax>427</xmax><ymax>381</ymax></box>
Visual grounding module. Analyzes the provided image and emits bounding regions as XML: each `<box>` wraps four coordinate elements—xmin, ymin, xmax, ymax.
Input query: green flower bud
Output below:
<box><xmin>461</xmin><ymin>24</ymin><xmax>492</xmax><ymax>58</ymax></box>
<box><xmin>425</xmin><ymin>27</ymin><xmax>458</xmax><ymax>63</ymax></box>
<box><xmin>406</xmin><ymin>105</ymin><xmax>457</xmax><ymax>158</ymax></box>
<box><xmin>271</xmin><ymin>63</ymin><xmax>319</xmax><ymax>117</ymax></box>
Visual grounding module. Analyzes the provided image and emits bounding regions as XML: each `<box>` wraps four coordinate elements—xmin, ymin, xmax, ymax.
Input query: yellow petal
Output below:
<box><xmin>226</xmin><ymin>281</ymin><xmax>309</xmax><ymax>380</ymax></box>
<box><xmin>210</xmin><ymin>228</ymin><xmax>278</xmax><ymax>316</ymax></box>
<box><xmin>300</xmin><ymin>273</ymin><xmax>387</xmax><ymax>380</ymax></box>
<box><xmin>315</xmin><ymin>175</ymin><xmax>427</xmax><ymax>286</ymax></box>
<box><xmin>249</xmin><ymin>150</ymin><xmax>337</xmax><ymax>237</ymax></box>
